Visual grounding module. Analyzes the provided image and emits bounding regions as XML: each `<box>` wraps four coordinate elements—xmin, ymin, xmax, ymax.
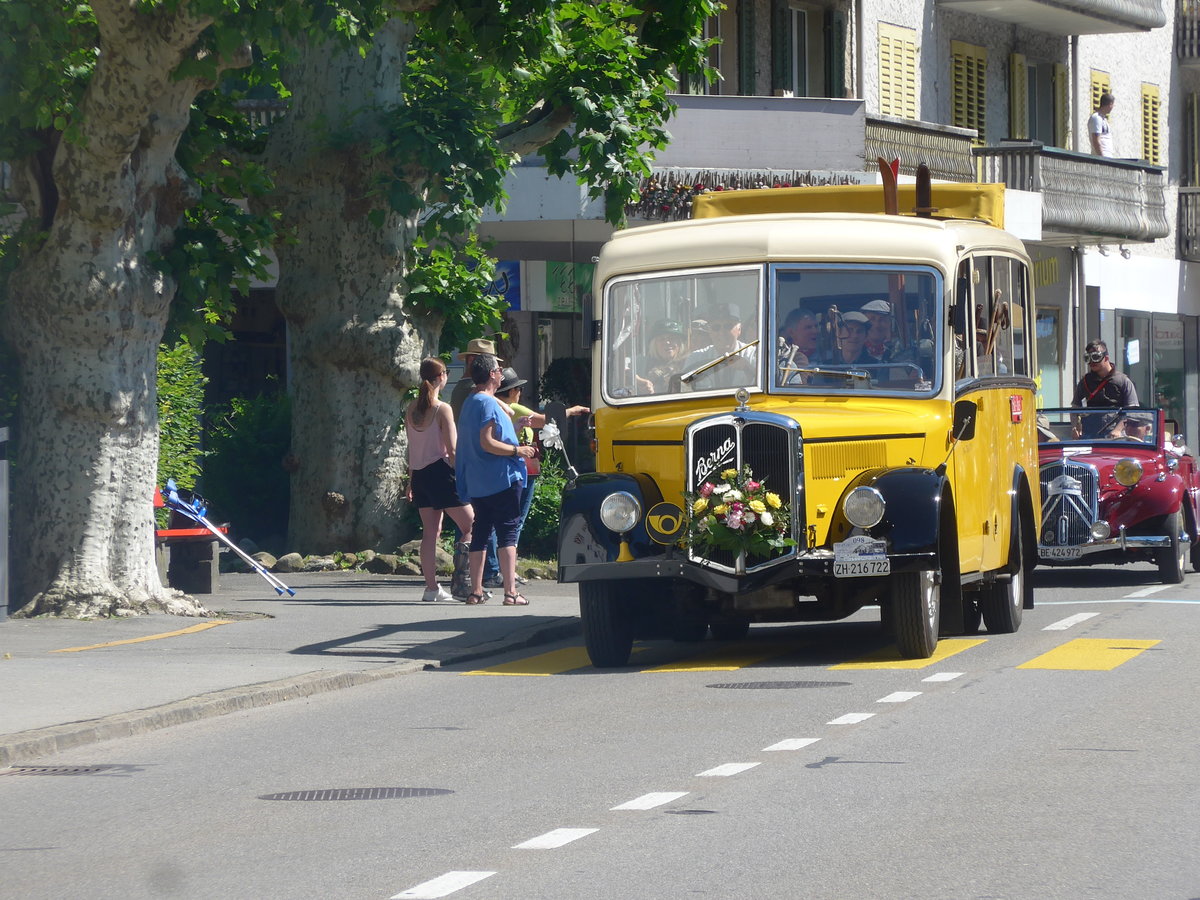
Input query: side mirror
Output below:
<box><xmin>953</xmin><ymin>399</ymin><xmax>977</xmax><ymax>442</ymax></box>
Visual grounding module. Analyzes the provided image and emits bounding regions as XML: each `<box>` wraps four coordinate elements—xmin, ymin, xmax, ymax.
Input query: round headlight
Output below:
<box><xmin>1090</xmin><ymin>520</ymin><xmax>1111</xmax><ymax>540</ymax></box>
<box><xmin>843</xmin><ymin>486</ymin><xmax>886</xmax><ymax>529</ymax></box>
<box><xmin>600</xmin><ymin>491</ymin><xmax>642</xmax><ymax>533</ymax></box>
<box><xmin>1113</xmin><ymin>458</ymin><xmax>1143</xmax><ymax>487</ymax></box>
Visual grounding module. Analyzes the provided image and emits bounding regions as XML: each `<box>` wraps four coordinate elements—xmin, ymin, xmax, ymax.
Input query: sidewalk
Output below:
<box><xmin>0</xmin><ymin>572</ymin><xmax>581</xmax><ymax>767</ymax></box>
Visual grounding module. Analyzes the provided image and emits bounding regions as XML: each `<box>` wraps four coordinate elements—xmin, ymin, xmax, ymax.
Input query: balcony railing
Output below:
<box><xmin>1179</xmin><ymin>188</ymin><xmax>1200</xmax><ymax>261</ymax></box>
<box><xmin>938</xmin><ymin>0</ymin><xmax>1165</xmax><ymax>34</ymax></box>
<box><xmin>975</xmin><ymin>142</ymin><xmax>1167</xmax><ymax>243</ymax></box>
<box><xmin>1179</xmin><ymin>0</ymin><xmax>1200</xmax><ymax>63</ymax></box>
<box><xmin>865</xmin><ymin>115</ymin><xmax>977</xmax><ymax>182</ymax></box>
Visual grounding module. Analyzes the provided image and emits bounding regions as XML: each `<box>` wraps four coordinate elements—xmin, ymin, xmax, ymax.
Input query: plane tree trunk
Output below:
<box><xmin>5</xmin><ymin>1</ymin><xmax>227</xmax><ymax>617</ymax></box>
<box><xmin>260</xmin><ymin>21</ymin><xmax>437</xmax><ymax>554</ymax></box>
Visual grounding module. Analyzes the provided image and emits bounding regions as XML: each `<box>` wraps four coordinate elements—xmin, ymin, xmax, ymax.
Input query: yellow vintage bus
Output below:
<box><xmin>558</xmin><ymin>178</ymin><xmax>1041</xmax><ymax>665</ymax></box>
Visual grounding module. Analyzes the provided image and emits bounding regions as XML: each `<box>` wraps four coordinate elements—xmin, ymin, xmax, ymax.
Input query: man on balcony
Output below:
<box><xmin>1089</xmin><ymin>93</ymin><xmax>1115</xmax><ymax>158</ymax></box>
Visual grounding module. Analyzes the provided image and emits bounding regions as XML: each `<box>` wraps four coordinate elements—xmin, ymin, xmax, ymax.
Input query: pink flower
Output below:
<box><xmin>746</xmin><ymin>480</ymin><xmax>760</xmax><ymax>492</ymax></box>
<box><xmin>699</xmin><ymin>482</ymin><xmax>714</xmax><ymax>497</ymax></box>
<box><xmin>726</xmin><ymin>510</ymin><xmax>745</xmax><ymax>530</ymax></box>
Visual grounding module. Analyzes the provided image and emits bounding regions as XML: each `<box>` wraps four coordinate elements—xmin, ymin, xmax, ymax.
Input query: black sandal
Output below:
<box><xmin>465</xmin><ymin>592</ymin><xmax>488</xmax><ymax>605</ymax></box>
<box><xmin>503</xmin><ymin>592</ymin><xmax>529</xmax><ymax>606</ymax></box>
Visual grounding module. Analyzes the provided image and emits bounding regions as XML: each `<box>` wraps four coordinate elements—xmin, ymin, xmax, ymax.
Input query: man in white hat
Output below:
<box><xmin>861</xmin><ymin>299</ymin><xmax>893</xmax><ymax>360</ymax></box>
<box><xmin>451</xmin><ymin>338</ymin><xmax>502</xmax><ymax>420</ymax></box>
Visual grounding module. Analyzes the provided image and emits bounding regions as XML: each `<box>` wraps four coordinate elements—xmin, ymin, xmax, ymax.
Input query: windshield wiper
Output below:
<box><xmin>679</xmin><ymin>339</ymin><xmax>760</xmax><ymax>385</ymax></box>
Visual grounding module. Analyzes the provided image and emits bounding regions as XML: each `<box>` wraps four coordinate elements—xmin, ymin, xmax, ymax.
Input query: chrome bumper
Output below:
<box><xmin>1038</xmin><ymin>527</ymin><xmax>1173</xmax><ymax>561</ymax></box>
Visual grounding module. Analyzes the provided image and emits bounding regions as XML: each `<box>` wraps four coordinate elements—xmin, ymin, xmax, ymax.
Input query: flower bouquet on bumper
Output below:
<box><xmin>684</xmin><ymin>466</ymin><xmax>795</xmax><ymax>560</ymax></box>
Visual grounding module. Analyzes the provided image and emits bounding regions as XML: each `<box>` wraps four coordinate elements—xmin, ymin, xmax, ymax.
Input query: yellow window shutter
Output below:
<box><xmin>1141</xmin><ymin>83</ymin><xmax>1161</xmax><ymax>164</ymax></box>
<box><xmin>1053</xmin><ymin>63</ymin><xmax>1069</xmax><ymax>148</ymax></box>
<box><xmin>952</xmin><ymin>41</ymin><xmax>987</xmax><ymax>144</ymax></box>
<box><xmin>879</xmin><ymin>23</ymin><xmax>918</xmax><ymax>119</ymax></box>
<box><xmin>1010</xmin><ymin>53</ymin><xmax>1028</xmax><ymax>140</ymax></box>
<box><xmin>1187</xmin><ymin>93</ymin><xmax>1200</xmax><ymax>186</ymax></box>
<box><xmin>1090</xmin><ymin>70</ymin><xmax>1111</xmax><ymax>113</ymax></box>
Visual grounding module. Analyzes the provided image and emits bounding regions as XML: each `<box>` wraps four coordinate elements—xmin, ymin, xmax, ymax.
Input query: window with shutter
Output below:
<box><xmin>1186</xmin><ymin>94</ymin><xmax>1200</xmax><ymax>186</ymax></box>
<box><xmin>951</xmin><ymin>41</ymin><xmax>987</xmax><ymax>144</ymax></box>
<box><xmin>1010</xmin><ymin>53</ymin><xmax>1028</xmax><ymax>140</ymax></box>
<box><xmin>879</xmin><ymin>23</ymin><xmax>918</xmax><ymax>119</ymax></box>
<box><xmin>1141</xmin><ymin>84</ymin><xmax>1161</xmax><ymax>165</ymax></box>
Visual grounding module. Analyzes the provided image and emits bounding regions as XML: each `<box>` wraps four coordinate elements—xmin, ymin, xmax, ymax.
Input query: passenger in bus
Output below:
<box><xmin>634</xmin><ymin>320</ymin><xmax>688</xmax><ymax>394</ymax></box>
<box><xmin>777</xmin><ymin>307</ymin><xmax>819</xmax><ymax>384</ymax></box>
<box><xmin>827</xmin><ymin>311</ymin><xmax>873</xmax><ymax>366</ymax></box>
<box><xmin>862</xmin><ymin>298</ymin><xmax>894</xmax><ymax>360</ymax></box>
<box><xmin>682</xmin><ymin>301</ymin><xmax>756</xmax><ymax>388</ymax></box>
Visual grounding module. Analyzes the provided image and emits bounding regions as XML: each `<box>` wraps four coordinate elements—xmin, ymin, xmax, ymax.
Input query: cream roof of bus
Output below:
<box><xmin>596</xmin><ymin>213</ymin><xmax>1027</xmax><ymax>286</ymax></box>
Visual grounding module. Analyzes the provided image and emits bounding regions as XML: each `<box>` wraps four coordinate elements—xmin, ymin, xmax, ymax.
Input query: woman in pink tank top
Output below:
<box><xmin>406</xmin><ymin>358</ymin><xmax>474</xmax><ymax>601</ymax></box>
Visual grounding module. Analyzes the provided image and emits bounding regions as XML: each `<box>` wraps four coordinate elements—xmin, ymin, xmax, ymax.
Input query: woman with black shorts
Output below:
<box><xmin>406</xmin><ymin>358</ymin><xmax>474</xmax><ymax>601</ymax></box>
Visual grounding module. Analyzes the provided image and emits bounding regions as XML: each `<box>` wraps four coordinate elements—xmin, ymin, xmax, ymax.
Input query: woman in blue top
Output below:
<box><xmin>455</xmin><ymin>353</ymin><xmax>537</xmax><ymax>605</ymax></box>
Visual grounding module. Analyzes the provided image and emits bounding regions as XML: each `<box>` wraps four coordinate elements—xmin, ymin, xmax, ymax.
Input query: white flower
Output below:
<box><xmin>725</xmin><ymin>490</ymin><xmax>743</xmax><ymax>501</ymax></box>
<box><xmin>712</xmin><ymin>483</ymin><xmax>731</xmax><ymax>495</ymax></box>
<box><xmin>744</xmin><ymin>511</ymin><xmax>757</xmax><ymax>524</ymax></box>
<box><xmin>539</xmin><ymin>421</ymin><xmax>563</xmax><ymax>450</ymax></box>
<box><xmin>760</xmin><ymin>511</ymin><xmax>774</xmax><ymax>527</ymax></box>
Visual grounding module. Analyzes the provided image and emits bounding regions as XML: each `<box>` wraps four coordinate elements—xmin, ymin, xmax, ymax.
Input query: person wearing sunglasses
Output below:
<box><xmin>1070</xmin><ymin>339</ymin><xmax>1139</xmax><ymax>437</ymax></box>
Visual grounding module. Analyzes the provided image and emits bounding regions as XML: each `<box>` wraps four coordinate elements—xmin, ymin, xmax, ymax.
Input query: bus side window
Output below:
<box><xmin>953</xmin><ymin>260</ymin><xmax>973</xmax><ymax>380</ymax></box>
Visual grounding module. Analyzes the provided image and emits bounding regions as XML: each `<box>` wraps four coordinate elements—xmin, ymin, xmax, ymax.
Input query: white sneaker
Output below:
<box><xmin>421</xmin><ymin>585</ymin><xmax>452</xmax><ymax>603</ymax></box>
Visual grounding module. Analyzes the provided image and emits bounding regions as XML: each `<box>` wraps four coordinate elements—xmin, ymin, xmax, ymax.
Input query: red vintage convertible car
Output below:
<box><xmin>1036</xmin><ymin>407</ymin><xmax>1200</xmax><ymax>583</ymax></box>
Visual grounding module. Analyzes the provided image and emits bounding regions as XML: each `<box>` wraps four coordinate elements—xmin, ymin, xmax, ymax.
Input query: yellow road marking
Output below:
<box><xmin>831</xmin><ymin>638</ymin><xmax>986</xmax><ymax>670</ymax></box>
<box><xmin>465</xmin><ymin>646</ymin><xmax>598</xmax><ymax>676</ymax></box>
<box><xmin>52</xmin><ymin>620</ymin><xmax>233</xmax><ymax>653</ymax></box>
<box><xmin>1017</xmin><ymin>638</ymin><xmax>1160</xmax><ymax>671</ymax></box>
<box><xmin>642</xmin><ymin>640</ymin><xmax>796</xmax><ymax>673</ymax></box>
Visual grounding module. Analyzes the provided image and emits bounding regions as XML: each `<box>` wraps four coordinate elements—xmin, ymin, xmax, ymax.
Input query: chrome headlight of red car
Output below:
<box><xmin>1113</xmin><ymin>458</ymin><xmax>1143</xmax><ymax>487</ymax></box>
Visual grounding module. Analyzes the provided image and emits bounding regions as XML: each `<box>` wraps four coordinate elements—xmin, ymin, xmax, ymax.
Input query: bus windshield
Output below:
<box><xmin>772</xmin><ymin>264</ymin><xmax>941</xmax><ymax>394</ymax></box>
<box><xmin>602</xmin><ymin>264</ymin><xmax>941</xmax><ymax>402</ymax></box>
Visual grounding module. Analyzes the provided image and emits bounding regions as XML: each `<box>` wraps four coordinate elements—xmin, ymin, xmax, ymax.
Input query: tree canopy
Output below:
<box><xmin>0</xmin><ymin>0</ymin><xmax>717</xmax><ymax>612</ymax></box>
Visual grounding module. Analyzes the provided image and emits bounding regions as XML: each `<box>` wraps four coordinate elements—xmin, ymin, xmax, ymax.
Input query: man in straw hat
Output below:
<box><xmin>451</xmin><ymin>338</ymin><xmax>503</xmax><ymax>420</ymax></box>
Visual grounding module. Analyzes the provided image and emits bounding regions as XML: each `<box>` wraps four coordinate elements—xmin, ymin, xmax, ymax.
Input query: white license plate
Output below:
<box><xmin>833</xmin><ymin>558</ymin><xmax>891</xmax><ymax>578</ymax></box>
<box><xmin>1039</xmin><ymin>546</ymin><xmax>1082</xmax><ymax>560</ymax></box>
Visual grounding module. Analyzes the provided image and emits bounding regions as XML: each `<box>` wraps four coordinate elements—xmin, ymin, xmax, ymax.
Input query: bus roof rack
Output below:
<box><xmin>691</xmin><ymin>181</ymin><xmax>1006</xmax><ymax>228</ymax></box>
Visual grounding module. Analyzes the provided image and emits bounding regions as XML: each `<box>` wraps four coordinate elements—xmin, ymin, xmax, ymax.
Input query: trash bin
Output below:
<box><xmin>1</xmin><ymin>426</ymin><xmax>8</xmax><ymax>621</ymax></box>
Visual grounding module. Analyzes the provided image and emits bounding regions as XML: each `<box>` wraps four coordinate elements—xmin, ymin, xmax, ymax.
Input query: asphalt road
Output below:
<box><xmin>3</xmin><ymin>563</ymin><xmax>1198</xmax><ymax>900</ymax></box>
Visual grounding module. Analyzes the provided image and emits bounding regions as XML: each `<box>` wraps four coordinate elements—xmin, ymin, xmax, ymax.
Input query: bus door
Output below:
<box><xmin>952</xmin><ymin>256</ymin><xmax>1003</xmax><ymax>574</ymax></box>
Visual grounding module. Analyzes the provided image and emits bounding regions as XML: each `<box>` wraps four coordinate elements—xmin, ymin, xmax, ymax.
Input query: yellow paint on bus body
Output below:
<box><xmin>52</xmin><ymin>620</ymin><xmax>233</xmax><ymax>653</ymax></box>
<box><xmin>1017</xmin><ymin>638</ymin><xmax>1160</xmax><ymax>671</ymax></box>
<box><xmin>831</xmin><ymin>638</ymin><xmax>987</xmax><ymax>670</ymax></box>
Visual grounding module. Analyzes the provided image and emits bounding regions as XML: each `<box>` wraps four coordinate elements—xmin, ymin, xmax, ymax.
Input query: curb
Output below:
<box><xmin>0</xmin><ymin>617</ymin><xmax>581</xmax><ymax>768</ymax></box>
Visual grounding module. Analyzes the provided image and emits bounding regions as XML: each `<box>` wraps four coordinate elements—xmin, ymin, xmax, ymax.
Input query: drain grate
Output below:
<box><xmin>707</xmin><ymin>681</ymin><xmax>850</xmax><ymax>690</ymax></box>
<box><xmin>0</xmin><ymin>764</ymin><xmax>137</xmax><ymax>777</ymax></box>
<box><xmin>258</xmin><ymin>787</ymin><xmax>453</xmax><ymax>801</ymax></box>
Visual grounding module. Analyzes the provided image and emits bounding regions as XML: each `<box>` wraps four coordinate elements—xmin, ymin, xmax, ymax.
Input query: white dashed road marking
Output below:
<box><xmin>923</xmin><ymin>672</ymin><xmax>963</xmax><ymax>682</ymax></box>
<box><xmin>1126</xmin><ymin>585</ymin><xmax>1171</xmax><ymax>599</ymax></box>
<box><xmin>697</xmin><ymin>762</ymin><xmax>761</xmax><ymax>777</ymax></box>
<box><xmin>513</xmin><ymin>828</ymin><xmax>598</xmax><ymax>850</ymax></box>
<box><xmin>1044</xmin><ymin>612</ymin><xmax>1100</xmax><ymax>631</ymax></box>
<box><xmin>392</xmin><ymin>871</ymin><xmax>496</xmax><ymax>899</ymax></box>
<box><xmin>877</xmin><ymin>691</ymin><xmax>922</xmax><ymax>703</ymax></box>
<box><xmin>611</xmin><ymin>791</ymin><xmax>689</xmax><ymax>811</ymax></box>
<box><xmin>828</xmin><ymin>712</ymin><xmax>875</xmax><ymax>725</ymax></box>
<box><xmin>763</xmin><ymin>738</ymin><xmax>820</xmax><ymax>752</ymax></box>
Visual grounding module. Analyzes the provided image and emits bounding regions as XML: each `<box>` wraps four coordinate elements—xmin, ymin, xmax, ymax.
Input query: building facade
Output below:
<box><xmin>483</xmin><ymin>0</ymin><xmax>1200</xmax><ymax>450</ymax></box>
